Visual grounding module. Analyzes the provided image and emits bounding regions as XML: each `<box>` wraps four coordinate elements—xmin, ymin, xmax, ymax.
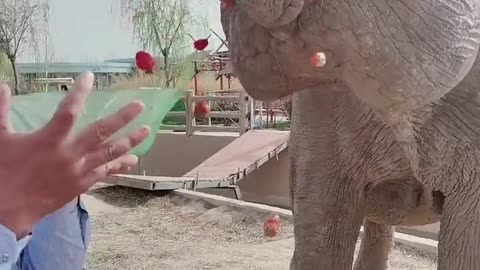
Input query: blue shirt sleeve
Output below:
<box><xmin>0</xmin><ymin>225</ymin><xmax>23</xmax><ymax>270</ymax></box>
<box><xmin>15</xmin><ymin>197</ymin><xmax>91</xmax><ymax>270</ymax></box>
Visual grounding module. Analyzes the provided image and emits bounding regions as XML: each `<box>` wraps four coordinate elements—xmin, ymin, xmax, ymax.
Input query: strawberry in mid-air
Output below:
<box><xmin>189</xmin><ymin>33</ymin><xmax>211</xmax><ymax>51</ymax></box>
<box><xmin>135</xmin><ymin>51</ymin><xmax>156</xmax><ymax>74</ymax></box>
<box><xmin>193</xmin><ymin>38</ymin><xmax>209</xmax><ymax>51</ymax></box>
<box><xmin>263</xmin><ymin>214</ymin><xmax>281</xmax><ymax>240</ymax></box>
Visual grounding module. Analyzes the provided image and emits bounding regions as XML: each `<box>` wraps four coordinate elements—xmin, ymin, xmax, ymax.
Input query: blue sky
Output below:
<box><xmin>19</xmin><ymin>0</ymin><xmax>224</xmax><ymax>62</ymax></box>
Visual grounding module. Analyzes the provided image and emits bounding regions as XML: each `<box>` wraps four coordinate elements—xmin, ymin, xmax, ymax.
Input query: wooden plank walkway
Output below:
<box><xmin>109</xmin><ymin>130</ymin><xmax>290</xmax><ymax>190</ymax></box>
<box><xmin>184</xmin><ymin>130</ymin><xmax>289</xmax><ymax>182</ymax></box>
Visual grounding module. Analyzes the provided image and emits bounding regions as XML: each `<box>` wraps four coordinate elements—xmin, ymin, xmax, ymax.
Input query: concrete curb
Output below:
<box><xmin>396</xmin><ymin>226</ymin><xmax>438</xmax><ymax>241</ymax></box>
<box><xmin>174</xmin><ymin>189</ymin><xmax>293</xmax><ymax>217</ymax></box>
<box><xmin>173</xmin><ymin>189</ymin><xmax>438</xmax><ymax>257</ymax></box>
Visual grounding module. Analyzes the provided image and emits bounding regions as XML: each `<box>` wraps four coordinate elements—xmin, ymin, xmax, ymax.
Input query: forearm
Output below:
<box><xmin>17</xmin><ymin>197</ymin><xmax>90</xmax><ymax>270</ymax></box>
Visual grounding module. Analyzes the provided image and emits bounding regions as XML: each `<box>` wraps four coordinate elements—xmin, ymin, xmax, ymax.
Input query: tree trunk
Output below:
<box><xmin>7</xmin><ymin>55</ymin><xmax>19</xmax><ymax>95</ymax></box>
<box><xmin>162</xmin><ymin>51</ymin><xmax>170</xmax><ymax>87</ymax></box>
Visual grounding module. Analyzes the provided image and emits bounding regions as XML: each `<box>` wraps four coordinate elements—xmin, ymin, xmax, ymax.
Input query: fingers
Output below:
<box><xmin>0</xmin><ymin>84</ymin><xmax>11</xmax><ymax>134</ymax></box>
<box><xmin>82</xmin><ymin>126</ymin><xmax>150</xmax><ymax>173</ymax></box>
<box><xmin>82</xmin><ymin>154</ymin><xmax>139</xmax><ymax>188</ymax></box>
<box><xmin>73</xmin><ymin>100</ymin><xmax>144</xmax><ymax>154</ymax></box>
<box><xmin>43</xmin><ymin>72</ymin><xmax>94</xmax><ymax>138</ymax></box>
<box><xmin>103</xmin><ymin>154</ymin><xmax>139</xmax><ymax>175</ymax></box>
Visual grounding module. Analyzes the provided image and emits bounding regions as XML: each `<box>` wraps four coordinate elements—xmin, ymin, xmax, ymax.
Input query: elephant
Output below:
<box><xmin>220</xmin><ymin>1</ymin><xmax>480</xmax><ymax>269</ymax></box>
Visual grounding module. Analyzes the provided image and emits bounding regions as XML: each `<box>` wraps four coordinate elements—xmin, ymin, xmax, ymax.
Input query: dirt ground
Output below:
<box><xmin>83</xmin><ymin>186</ymin><xmax>437</xmax><ymax>270</ymax></box>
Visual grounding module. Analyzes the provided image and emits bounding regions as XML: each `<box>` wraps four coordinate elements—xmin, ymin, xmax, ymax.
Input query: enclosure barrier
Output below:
<box><xmin>161</xmin><ymin>89</ymin><xmax>253</xmax><ymax>136</ymax></box>
<box><xmin>32</xmin><ymin>77</ymin><xmax>74</xmax><ymax>92</ymax></box>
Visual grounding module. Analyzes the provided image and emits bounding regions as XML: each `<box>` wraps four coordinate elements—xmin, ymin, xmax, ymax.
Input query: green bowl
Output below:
<box><xmin>10</xmin><ymin>88</ymin><xmax>184</xmax><ymax>156</ymax></box>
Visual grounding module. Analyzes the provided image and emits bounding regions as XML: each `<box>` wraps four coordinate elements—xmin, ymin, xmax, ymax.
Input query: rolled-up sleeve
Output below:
<box><xmin>16</xmin><ymin>197</ymin><xmax>91</xmax><ymax>270</ymax></box>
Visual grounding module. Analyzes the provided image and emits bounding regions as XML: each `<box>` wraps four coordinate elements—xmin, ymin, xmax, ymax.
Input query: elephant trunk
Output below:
<box><xmin>239</xmin><ymin>0</ymin><xmax>304</xmax><ymax>28</ymax></box>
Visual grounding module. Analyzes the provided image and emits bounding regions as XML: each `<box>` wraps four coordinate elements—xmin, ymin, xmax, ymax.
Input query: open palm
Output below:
<box><xmin>0</xmin><ymin>72</ymin><xmax>150</xmax><ymax>237</ymax></box>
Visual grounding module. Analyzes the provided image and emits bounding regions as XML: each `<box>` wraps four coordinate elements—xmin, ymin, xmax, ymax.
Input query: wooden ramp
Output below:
<box><xmin>184</xmin><ymin>130</ymin><xmax>289</xmax><ymax>183</ymax></box>
<box><xmin>107</xmin><ymin>130</ymin><xmax>289</xmax><ymax>191</ymax></box>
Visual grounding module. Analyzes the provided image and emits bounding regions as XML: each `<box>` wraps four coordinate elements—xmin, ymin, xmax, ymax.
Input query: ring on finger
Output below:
<box><xmin>107</xmin><ymin>145</ymin><xmax>116</xmax><ymax>161</ymax></box>
<box><xmin>105</xmin><ymin>163</ymin><xmax>110</xmax><ymax>175</ymax></box>
<box><xmin>96</xmin><ymin>123</ymin><xmax>108</xmax><ymax>141</ymax></box>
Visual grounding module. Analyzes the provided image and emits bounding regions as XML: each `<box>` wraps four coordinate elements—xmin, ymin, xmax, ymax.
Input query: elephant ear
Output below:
<box><xmin>240</xmin><ymin>0</ymin><xmax>305</xmax><ymax>29</ymax></box>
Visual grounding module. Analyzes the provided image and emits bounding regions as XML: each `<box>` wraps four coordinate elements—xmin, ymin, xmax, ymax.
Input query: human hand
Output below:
<box><xmin>0</xmin><ymin>72</ymin><xmax>150</xmax><ymax>238</ymax></box>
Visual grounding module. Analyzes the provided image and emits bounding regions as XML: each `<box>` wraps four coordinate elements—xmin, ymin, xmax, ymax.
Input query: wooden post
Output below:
<box><xmin>193</xmin><ymin>62</ymin><xmax>198</xmax><ymax>95</ymax></box>
<box><xmin>266</xmin><ymin>104</ymin><xmax>270</xmax><ymax>128</ymax></box>
<box><xmin>258</xmin><ymin>101</ymin><xmax>263</xmax><ymax>129</ymax></box>
<box><xmin>207</xmin><ymin>99</ymin><xmax>212</xmax><ymax>126</ymax></box>
<box><xmin>249</xmin><ymin>96</ymin><xmax>255</xmax><ymax>130</ymax></box>
<box><xmin>186</xmin><ymin>90</ymin><xmax>195</xmax><ymax>136</ymax></box>
<box><xmin>219</xmin><ymin>59</ymin><xmax>224</xmax><ymax>90</ymax></box>
<box><xmin>238</xmin><ymin>92</ymin><xmax>247</xmax><ymax>135</ymax></box>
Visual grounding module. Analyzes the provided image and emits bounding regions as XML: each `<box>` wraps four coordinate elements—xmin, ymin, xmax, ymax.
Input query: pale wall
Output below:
<box><xmin>239</xmin><ymin>150</ymin><xmax>290</xmax><ymax>208</ymax></box>
<box><xmin>133</xmin><ymin>132</ymin><xmax>237</xmax><ymax>177</ymax></box>
<box><xmin>200</xmin><ymin>150</ymin><xmax>291</xmax><ymax>209</ymax></box>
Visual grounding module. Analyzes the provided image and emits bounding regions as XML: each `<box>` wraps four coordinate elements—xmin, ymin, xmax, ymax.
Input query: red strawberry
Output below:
<box><xmin>263</xmin><ymin>214</ymin><xmax>281</xmax><ymax>239</ymax></box>
<box><xmin>135</xmin><ymin>51</ymin><xmax>156</xmax><ymax>74</ymax></box>
<box><xmin>193</xmin><ymin>39</ymin><xmax>209</xmax><ymax>51</ymax></box>
<box><xmin>194</xmin><ymin>101</ymin><xmax>210</xmax><ymax>119</ymax></box>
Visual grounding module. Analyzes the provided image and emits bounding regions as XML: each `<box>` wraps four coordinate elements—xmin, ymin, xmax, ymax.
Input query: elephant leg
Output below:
<box><xmin>438</xmin><ymin>192</ymin><xmax>480</xmax><ymax>270</ymax></box>
<box><xmin>289</xmin><ymin>175</ymin><xmax>365</xmax><ymax>270</ymax></box>
<box><xmin>353</xmin><ymin>221</ymin><xmax>393</xmax><ymax>270</ymax></box>
<box><xmin>288</xmin><ymin>90</ymin><xmax>366</xmax><ymax>270</ymax></box>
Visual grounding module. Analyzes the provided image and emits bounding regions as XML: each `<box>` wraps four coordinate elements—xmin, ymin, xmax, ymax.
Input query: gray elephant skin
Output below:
<box><xmin>221</xmin><ymin>1</ymin><xmax>480</xmax><ymax>270</ymax></box>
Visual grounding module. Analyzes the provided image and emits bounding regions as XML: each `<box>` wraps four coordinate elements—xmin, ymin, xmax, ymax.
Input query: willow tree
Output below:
<box><xmin>0</xmin><ymin>0</ymin><xmax>47</xmax><ymax>95</ymax></box>
<box><xmin>120</xmin><ymin>0</ymin><xmax>196</xmax><ymax>87</ymax></box>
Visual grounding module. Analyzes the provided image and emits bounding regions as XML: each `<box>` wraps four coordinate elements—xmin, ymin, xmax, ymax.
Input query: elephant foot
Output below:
<box><xmin>354</xmin><ymin>221</ymin><xmax>393</xmax><ymax>270</ymax></box>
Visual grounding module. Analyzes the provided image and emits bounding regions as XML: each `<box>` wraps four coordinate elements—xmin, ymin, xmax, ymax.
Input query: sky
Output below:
<box><xmin>19</xmin><ymin>0</ymin><xmax>224</xmax><ymax>63</ymax></box>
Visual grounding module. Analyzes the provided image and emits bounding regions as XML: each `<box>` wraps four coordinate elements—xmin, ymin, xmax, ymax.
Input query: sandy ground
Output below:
<box><xmin>83</xmin><ymin>186</ymin><xmax>437</xmax><ymax>270</ymax></box>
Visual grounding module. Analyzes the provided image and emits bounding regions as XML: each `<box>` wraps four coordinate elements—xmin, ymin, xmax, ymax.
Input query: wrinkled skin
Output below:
<box><xmin>222</xmin><ymin>1</ymin><xmax>480</xmax><ymax>269</ymax></box>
